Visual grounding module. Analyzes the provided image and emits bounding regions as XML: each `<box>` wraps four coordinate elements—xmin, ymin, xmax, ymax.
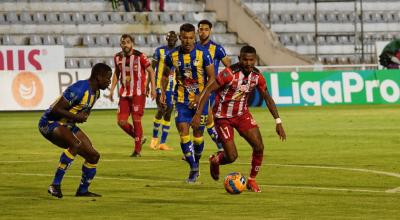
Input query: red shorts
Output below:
<box><xmin>118</xmin><ymin>95</ymin><xmax>146</xmax><ymax>121</ymax></box>
<box><xmin>214</xmin><ymin>112</ymin><xmax>258</xmax><ymax>144</ymax></box>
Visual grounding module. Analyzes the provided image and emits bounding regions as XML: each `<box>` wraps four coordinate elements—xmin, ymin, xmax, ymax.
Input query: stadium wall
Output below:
<box><xmin>205</xmin><ymin>0</ymin><xmax>314</xmax><ymax>67</ymax></box>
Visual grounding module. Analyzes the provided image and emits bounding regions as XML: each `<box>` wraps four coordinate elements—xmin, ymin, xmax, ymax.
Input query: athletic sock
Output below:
<box><xmin>193</xmin><ymin>136</ymin><xmax>204</xmax><ymax>165</ymax></box>
<box><xmin>52</xmin><ymin>149</ymin><xmax>75</xmax><ymax>185</ymax></box>
<box><xmin>180</xmin><ymin>135</ymin><xmax>198</xmax><ymax>169</ymax></box>
<box><xmin>250</xmin><ymin>152</ymin><xmax>263</xmax><ymax>178</ymax></box>
<box><xmin>207</xmin><ymin>122</ymin><xmax>223</xmax><ymax>151</ymax></box>
<box><xmin>152</xmin><ymin>118</ymin><xmax>162</xmax><ymax>139</ymax></box>
<box><xmin>77</xmin><ymin>161</ymin><xmax>97</xmax><ymax>193</ymax></box>
<box><xmin>160</xmin><ymin>120</ymin><xmax>171</xmax><ymax>144</ymax></box>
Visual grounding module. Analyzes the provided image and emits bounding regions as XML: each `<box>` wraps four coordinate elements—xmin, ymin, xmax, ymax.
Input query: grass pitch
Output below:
<box><xmin>0</xmin><ymin>105</ymin><xmax>399</xmax><ymax>219</ymax></box>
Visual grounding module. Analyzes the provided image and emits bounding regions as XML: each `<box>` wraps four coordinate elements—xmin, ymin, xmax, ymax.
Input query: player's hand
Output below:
<box><xmin>188</xmin><ymin>95</ymin><xmax>199</xmax><ymax>109</ymax></box>
<box><xmin>151</xmin><ymin>89</ymin><xmax>157</xmax><ymax>100</ymax></box>
<box><xmin>75</xmin><ymin>112</ymin><xmax>89</xmax><ymax>123</ymax></box>
<box><xmin>276</xmin><ymin>124</ymin><xmax>286</xmax><ymax>141</ymax></box>
<box><xmin>104</xmin><ymin>91</ymin><xmax>114</xmax><ymax>102</ymax></box>
<box><xmin>191</xmin><ymin>113</ymin><xmax>201</xmax><ymax>130</ymax></box>
<box><xmin>146</xmin><ymin>85</ymin><xmax>151</xmax><ymax>97</ymax></box>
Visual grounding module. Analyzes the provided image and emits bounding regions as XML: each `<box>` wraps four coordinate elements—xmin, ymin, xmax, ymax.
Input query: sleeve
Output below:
<box><xmin>165</xmin><ymin>53</ymin><xmax>173</xmax><ymax>69</ymax></box>
<box><xmin>140</xmin><ymin>53</ymin><xmax>151</xmax><ymax>68</ymax></box>
<box><xmin>257</xmin><ymin>74</ymin><xmax>267</xmax><ymax>92</ymax></box>
<box><xmin>216</xmin><ymin>45</ymin><xmax>227</xmax><ymax>61</ymax></box>
<box><xmin>202</xmin><ymin>50</ymin><xmax>213</xmax><ymax>67</ymax></box>
<box><xmin>153</xmin><ymin>48</ymin><xmax>160</xmax><ymax>62</ymax></box>
<box><xmin>62</xmin><ymin>83</ymin><xmax>82</xmax><ymax>106</ymax></box>
<box><xmin>216</xmin><ymin>68</ymin><xmax>233</xmax><ymax>86</ymax></box>
<box><xmin>113</xmin><ymin>55</ymin><xmax>120</xmax><ymax>72</ymax></box>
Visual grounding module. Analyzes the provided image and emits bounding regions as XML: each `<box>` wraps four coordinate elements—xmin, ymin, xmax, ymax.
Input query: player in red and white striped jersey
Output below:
<box><xmin>192</xmin><ymin>45</ymin><xmax>286</xmax><ymax>192</ymax></box>
<box><xmin>107</xmin><ymin>34</ymin><xmax>156</xmax><ymax>157</ymax></box>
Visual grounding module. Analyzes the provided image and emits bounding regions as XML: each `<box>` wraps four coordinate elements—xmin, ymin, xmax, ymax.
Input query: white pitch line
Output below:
<box><xmin>0</xmin><ymin>172</ymin><xmax>396</xmax><ymax>194</ymax></box>
<box><xmin>386</xmin><ymin>187</ymin><xmax>400</xmax><ymax>193</ymax></box>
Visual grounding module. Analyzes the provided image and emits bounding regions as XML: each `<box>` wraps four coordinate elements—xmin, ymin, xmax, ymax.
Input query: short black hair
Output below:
<box><xmin>240</xmin><ymin>45</ymin><xmax>257</xmax><ymax>55</ymax></box>
<box><xmin>90</xmin><ymin>63</ymin><xmax>112</xmax><ymax>78</ymax></box>
<box><xmin>120</xmin><ymin>34</ymin><xmax>133</xmax><ymax>42</ymax></box>
<box><xmin>180</xmin><ymin>23</ymin><xmax>195</xmax><ymax>33</ymax></box>
<box><xmin>197</xmin><ymin>19</ymin><xmax>212</xmax><ymax>29</ymax></box>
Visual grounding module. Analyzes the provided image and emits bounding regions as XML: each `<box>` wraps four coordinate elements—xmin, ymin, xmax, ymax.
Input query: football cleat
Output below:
<box><xmin>159</xmin><ymin>143</ymin><xmax>173</xmax><ymax>150</ymax></box>
<box><xmin>130</xmin><ymin>152</ymin><xmax>141</xmax><ymax>157</ymax></box>
<box><xmin>186</xmin><ymin>169</ymin><xmax>200</xmax><ymax>183</ymax></box>
<box><xmin>246</xmin><ymin>178</ymin><xmax>261</xmax><ymax>192</ymax></box>
<box><xmin>209</xmin><ymin>154</ymin><xmax>220</xmax><ymax>181</ymax></box>
<box><xmin>48</xmin><ymin>184</ymin><xmax>63</xmax><ymax>198</ymax></box>
<box><xmin>75</xmin><ymin>191</ymin><xmax>102</xmax><ymax>197</ymax></box>
<box><xmin>150</xmin><ymin>137</ymin><xmax>158</xmax><ymax>150</ymax></box>
<box><xmin>141</xmin><ymin>136</ymin><xmax>147</xmax><ymax>145</ymax></box>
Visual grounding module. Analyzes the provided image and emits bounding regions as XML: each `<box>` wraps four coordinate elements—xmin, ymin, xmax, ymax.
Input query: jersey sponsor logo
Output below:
<box><xmin>12</xmin><ymin>71</ymin><xmax>44</xmax><ymax>108</ymax></box>
<box><xmin>193</xmin><ymin>59</ymin><xmax>199</xmax><ymax>66</ymax></box>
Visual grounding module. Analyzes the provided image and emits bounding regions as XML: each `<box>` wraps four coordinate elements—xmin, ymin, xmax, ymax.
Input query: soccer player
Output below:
<box><xmin>161</xmin><ymin>23</ymin><xmax>215</xmax><ymax>183</ymax></box>
<box><xmin>38</xmin><ymin>63</ymin><xmax>112</xmax><ymax>198</ymax></box>
<box><xmin>197</xmin><ymin>19</ymin><xmax>231</xmax><ymax>152</ymax></box>
<box><xmin>107</xmin><ymin>34</ymin><xmax>157</xmax><ymax>157</ymax></box>
<box><xmin>150</xmin><ymin>31</ymin><xmax>178</xmax><ymax>150</ymax></box>
<box><xmin>192</xmin><ymin>45</ymin><xmax>286</xmax><ymax>192</ymax></box>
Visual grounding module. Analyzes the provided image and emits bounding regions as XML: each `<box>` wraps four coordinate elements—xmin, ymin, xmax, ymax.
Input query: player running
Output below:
<box><xmin>150</xmin><ymin>31</ymin><xmax>178</xmax><ymax>150</ymax></box>
<box><xmin>192</xmin><ymin>45</ymin><xmax>286</xmax><ymax>192</ymax></box>
<box><xmin>197</xmin><ymin>19</ymin><xmax>231</xmax><ymax>152</ymax></box>
<box><xmin>107</xmin><ymin>34</ymin><xmax>157</xmax><ymax>157</ymax></box>
<box><xmin>38</xmin><ymin>63</ymin><xmax>112</xmax><ymax>198</ymax></box>
<box><xmin>161</xmin><ymin>23</ymin><xmax>215</xmax><ymax>183</ymax></box>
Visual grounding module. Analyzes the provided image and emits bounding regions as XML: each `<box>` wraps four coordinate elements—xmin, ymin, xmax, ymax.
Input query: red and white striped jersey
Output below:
<box><xmin>114</xmin><ymin>49</ymin><xmax>151</xmax><ymax>97</ymax></box>
<box><xmin>213</xmin><ymin>63</ymin><xmax>266</xmax><ymax>118</ymax></box>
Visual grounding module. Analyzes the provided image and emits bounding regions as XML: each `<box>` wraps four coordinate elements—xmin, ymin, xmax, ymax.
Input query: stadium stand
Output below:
<box><xmin>0</xmin><ymin>0</ymin><xmax>243</xmax><ymax>68</ymax></box>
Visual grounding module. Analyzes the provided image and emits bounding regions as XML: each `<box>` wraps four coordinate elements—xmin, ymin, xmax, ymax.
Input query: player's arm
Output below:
<box><xmin>258</xmin><ymin>79</ymin><xmax>286</xmax><ymax>141</ymax></box>
<box><xmin>106</xmin><ymin>67</ymin><xmax>120</xmax><ymax>102</ymax></box>
<box><xmin>221</xmin><ymin>56</ymin><xmax>231</xmax><ymax>67</ymax></box>
<box><xmin>146</xmin><ymin>65</ymin><xmax>157</xmax><ymax>100</ymax></box>
<box><xmin>159</xmin><ymin>65</ymin><xmax>170</xmax><ymax>107</ymax></box>
<box><xmin>51</xmin><ymin>97</ymin><xmax>87</xmax><ymax>123</ymax></box>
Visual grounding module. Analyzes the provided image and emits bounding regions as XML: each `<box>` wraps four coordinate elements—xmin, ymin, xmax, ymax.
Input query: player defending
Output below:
<box><xmin>107</xmin><ymin>34</ymin><xmax>157</xmax><ymax>157</ymax></box>
<box><xmin>192</xmin><ymin>46</ymin><xmax>286</xmax><ymax>192</ymax></box>
<box><xmin>161</xmin><ymin>23</ymin><xmax>215</xmax><ymax>183</ymax></box>
<box><xmin>150</xmin><ymin>31</ymin><xmax>178</xmax><ymax>150</ymax></box>
<box><xmin>197</xmin><ymin>19</ymin><xmax>231</xmax><ymax>152</ymax></box>
<box><xmin>38</xmin><ymin>63</ymin><xmax>112</xmax><ymax>198</ymax></box>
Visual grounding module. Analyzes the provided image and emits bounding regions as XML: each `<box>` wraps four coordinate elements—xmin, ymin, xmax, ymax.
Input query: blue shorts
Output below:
<box><xmin>38</xmin><ymin>117</ymin><xmax>80</xmax><ymax>141</ymax></box>
<box><xmin>156</xmin><ymin>89</ymin><xmax>174</xmax><ymax>108</ymax></box>
<box><xmin>209</xmin><ymin>92</ymin><xmax>216</xmax><ymax>107</ymax></box>
<box><xmin>174</xmin><ymin>102</ymin><xmax>208</xmax><ymax>125</ymax></box>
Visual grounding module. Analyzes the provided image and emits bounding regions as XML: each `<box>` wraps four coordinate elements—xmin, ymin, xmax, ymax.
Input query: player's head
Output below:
<box><xmin>197</xmin><ymin>20</ymin><xmax>212</xmax><ymax>42</ymax></box>
<box><xmin>120</xmin><ymin>34</ymin><xmax>134</xmax><ymax>55</ymax></box>
<box><xmin>239</xmin><ymin>45</ymin><xmax>257</xmax><ymax>71</ymax></box>
<box><xmin>90</xmin><ymin>63</ymin><xmax>112</xmax><ymax>90</ymax></box>
<box><xmin>179</xmin><ymin>23</ymin><xmax>196</xmax><ymax>52</ymax></box>
<box><xmin>166</xmin><ymin>31</ymin><xmax>178</xmax><ymax>48</ymax></box>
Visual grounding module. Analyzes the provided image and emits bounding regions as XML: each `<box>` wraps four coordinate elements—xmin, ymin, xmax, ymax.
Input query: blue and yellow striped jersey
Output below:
<box><xmin>153</xmin><ymin>45</ymin><xmax>175</xmax><ymax>92</ymax></box>
<box><xmin>197</xmin><ymin>40</ymin><xmax>227</xmax><ymax>76</ymax></box>
<box><xmin>42</xmin><ymin>80</ymin><xmax>99</xmax><ymax>124</ymax></box>
<box><xmin>165</xmin><ymin>45</ymin><xmax>213</xmax><ymax>104</ymax></box>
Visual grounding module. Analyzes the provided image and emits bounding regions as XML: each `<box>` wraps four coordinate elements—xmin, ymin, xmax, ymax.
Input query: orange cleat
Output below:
<box><xmin>246</xmin><ymin>178</ymin><xmax>261</xmax><ymax>192</ymax></box>
<box><xmin>159</xmin><ymin>143</ymin><xmax>173</xmax><ymax>150</ymax></box>
<box><xmin>150</xmin><ymin>137</ymin><xmax>158</xmax><ymax>150</ymax></box>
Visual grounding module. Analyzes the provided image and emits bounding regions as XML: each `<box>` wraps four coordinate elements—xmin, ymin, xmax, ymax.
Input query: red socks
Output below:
<box><xmin>133</xmin><ymin>119</ymin><xmax>143</xmax><ymax>153</ymax></box>
<box><xmin>250</xmin><ymin>152</ymin><xmax>263</xmax><ymax>178</ymax></box>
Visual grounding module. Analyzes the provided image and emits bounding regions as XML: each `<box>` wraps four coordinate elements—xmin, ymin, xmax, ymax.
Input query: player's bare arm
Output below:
<box><xmin>105</xmin><ymin>68</ymin><xmax>119</xmax><ymax>102</ymax></box>
<box><xmin>159</xmin><ymin>65</ymin><xmax>170</xmax><ymax>107</ymax></box>
<box><xmin>51</xmin><ymin>97</ymin><xmax>88</xmax><ymax>123</ymax></box>
<box><xmin>192</xmin><ymin>79</ymin><xmax>220</xmax><ymax>130</ymax></box>
<box><xmin>221</xmin><ymin>56</ymin><xmax>231</xmax><ymax>67</ymax></box>
<box><xmin>146</xmin><ymin>65</ymin><xmax>157</xmax><ymax>100</ymax></box>
<box><xmin>259</xmin><ymin>87</ymin><xmax>286</xmax><ymax>141</ymax></box>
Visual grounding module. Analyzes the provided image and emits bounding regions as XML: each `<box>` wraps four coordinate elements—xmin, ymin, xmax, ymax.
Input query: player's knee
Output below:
<box><xmin>225</xmin><ymin>152</ymin><xmax>237</xmax><ymax>163</ymax></box>
<box><xmin>88</xmin><ymin>151</ymin><xmax>100</xmax><ymax>164</ymax></box>
<box><xmin>117</xmin><ymin>120</ymin><xmax>128</xmax><ymax>127</ymax></box>
<box><xmin>253</xmin><ymin>143</ymin><xmax>264</xmax><ymax>154</ymax></box>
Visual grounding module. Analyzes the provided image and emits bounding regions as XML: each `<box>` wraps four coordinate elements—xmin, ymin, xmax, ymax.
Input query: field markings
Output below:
<box><xmin>1</xmin><ymin>158</ymin><xmax>400</xmax><ymax>194</ymax></box>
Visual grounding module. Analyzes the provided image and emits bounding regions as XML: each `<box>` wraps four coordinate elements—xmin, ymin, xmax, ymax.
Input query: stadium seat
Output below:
<box><xmin>270</xmin><ymin>13</ymin><xmax>280</xmax><ymax>23</ymax></box>
<box><xmin>338</xmin><ymin>36</ymin><xmax>349</xmax><ymax>44</ymax></box>
<box><xmin>82</xmin><ymin>35</ymin><xmax>95</xmax><ymax>46</ymax></box>
<box><xmin>134</xmin><ymin>35</ymin><xmax>146</xmax><ymax>46</ymax></box>
<box><xmin>326</xmin><ymin>36</ymin><xmax>337</xmax><ymax>45</ymax></box>
<box><xmin>85</xmin><ymin>13</ymin><xmax>99</xmax><ymax>24</ymax></box>
<box><xmin>337</xmin><ymin>12</ymin><xmax>349</xmax><ymax>22</ymax></box>
<box><xmin>29</xmin><ymin>35</ymin><xmax>42</xmax><ymax>45</ymax></box>
<box><xmin>281</xmin><ymin>13</ymin><xmax>292</xmax><ymax>24</ymax></box>
<box><xmin>326</xmin><ymin>13</ymin><xmax>337</xmax><ymax>23</ymax></box>
<box><xmin>159</xmin><ymin>13</ymin><xmax>171</xmax><ymax>23</ymax></box>
<box><xmin>47</xmin><ymin>13</ymin><xmax>59</xmax><ymax>24</ymax></box>
<box><xmin>43</xmin><ymin>35</ymin><xmax>55</xmax><ymax>45</ymax></box>
<box><xmin>383</xmin><ymin>12</ymin><xmax>394</xmax><ymax>22</ymax></box>
<box><xmin>304</xmin><ymin>12</ymin><xmax>314</xmax><ymax>22</ymax></box>
<box><xmin>6</xmin><ymin>12</ymin><xmax>19</xmax><ymax>24</ymax></box>
<box><xmin>172</xmin><ymin>13</ymin><xmax>183</xmax><ymax>23</ymax></box>
<box><xmin>72</xmin><ymin>12</ymin><xmax>84</xmax><ymax>24</ymax></box>
<box><xmin>148</xmin><ymin>13</ymin><xmax>159</xmax><ymax>24</ymax></box>
<box><xmin>60</xmin><ymin>13</ymin><xmax>72</xmax><ymax>24</ymax></box>
<box><xmin>184</xmin><ymin>12</ymin><xmax>195</xmax><ymax>22</ymax></box>
<box><xmin>279</xmin><ymin>35</ymin><xmax>291</xmax><ymax>45</ymax></box>
<box><xmin>316</xmin><ymin>36</ymin><xmax>326</xmax><ymax>45</ymax></box>
<box><xmin>110</xmin><ymin>35</ymin><xmax>120</xmax><ymax>47</ymax></box>
<box><xmin>106</xmin><ymin>57</ymin><xmax>115</xmax><ymax>68</ymax></box>
<box><xmin>98</xmin><ymin>13</ymin><xmax>111</xmax><ymax>24</ymax></box>
<box><xmin>33</xmin><ymin>12</ymin><xmax>46</xmax><ymax>24</ymax></box>
<box><xmin>304</xmin><ymin>34</ymin><xmax>314</xmax><ymax>45</ymax></box>
<box><xmin>293</xmin><ymin>13</ymin><xmax>303</xmax><ymax>23</ymax></box>
<box><xmin>122</xmin><ymin>13</ymin><xmax>135</xmax><ymax>23</ymax></box>
<box><xmin>20</xmin><ymin>12</ymin><xmax>33</xmax><ymax>24</ymax></box>
<box><xmin>96</xmin><ymin>36</ymin><xmax>108</xmax><ymax>46</ymax></box>
<box><xmin>79</xmin><ymin>59</ymin><xmax>92</xmax><ymax>68</ymax></box>
<box><xmin>159</xmin><ymin>35</ymin><xmax>167</xmax><ymax>45</ymax></box>
<box><xmin>111</xmin><ymin>13</ymin><xmax>122</xmax><ymax>23</ymax></box>
<box><xmin>56</xmin><ymin>35</ymin><xmax>70</xmax><ymax>46</ymax></box>
<box><xmin>2</xmin><ymin>35</ymin><xmax>15</xmax><ymax>45</ymax></box>
<box><xmin>66</xmin><ymin>58</ymin><xmax>78</xmax><ymax>69</ymax></box>
<box><xmin>146</xmin><ymin>35</ymin><xmax>159</xmax><ymax>46</ymax></box>
<box><xmin>293</xmin><ymin>34</ymin><xmax>303</xmax><ymax>45</ymax></box>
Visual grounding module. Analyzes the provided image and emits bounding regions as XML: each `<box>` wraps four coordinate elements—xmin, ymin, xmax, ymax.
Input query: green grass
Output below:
<box><xmin>0</xmin><ymin>105</ymin><xmax>399</xmax><ymax>219</ymax></box>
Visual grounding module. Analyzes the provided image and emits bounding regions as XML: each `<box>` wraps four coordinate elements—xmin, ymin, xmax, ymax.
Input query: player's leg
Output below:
<box><xmin>39</xmin><ymin>122</ymin><xmax>82</xmax><ymax>198</ymax></box>
<box><xmin>209</xmin><ymin>119</ymin><xmax>237</xmax><ymax>180</ymax></box>
<box><xmin>206</xmin><ymin>93</ymin><xmax>223</xmax><ymax>152</ymax></box>
<box><xmin>159</xmin><ymin>91</ymin><xmax>173</xmax><ymax>150</ymax></box>
<box><xmin>175</xmin><ymin>103</ymin><xmax>198</xmax><ymax>182</ymax></box>
<box><xmin>117</xmin><ymin>97</ymin><xmax>135</xmax><ymax>138</ymax></box>
<box><xmin>237</xmin><ymin>113</ymin><xmax>264</xmax><ymax>192</ymax></box>
<box><xmin>130</xmin><ymin>95</ymin><xmax>146</xmax><ymax>156</ymax></box>
<box><xmin>151</xmin><ymin>92</ymin><xmax>164</xmax><ymax>149</ymax></box>
<box><xmin>74</xmin><ymin>129</ymin><xmax>101</xmax><ymax>197</ymax></box>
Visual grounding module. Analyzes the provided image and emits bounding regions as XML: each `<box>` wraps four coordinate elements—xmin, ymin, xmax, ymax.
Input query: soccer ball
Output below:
<box><xmin>223</xmin><ymin>172</ymin><xmax>246</xmax><ymax>194</ymax></box>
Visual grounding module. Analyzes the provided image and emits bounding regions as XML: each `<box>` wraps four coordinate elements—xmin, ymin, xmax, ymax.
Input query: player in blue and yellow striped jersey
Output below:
<box><xmin>197</xmin><ymin>19</ymin><xmax>231</xmax><ymax>153</ymax></box>
<box><xmin>150</xmin><ymin>31</ymin><xmax>178</xmax><ymax>151</ymax></box>
<box><xmin>38</xmin><ymin>63</ymin><xmax>112</xmax><ymax>198</ymax></box>
<box><xmin>161</xmin><ymin>23</ymin><xmax>215</xmax><ymax>183</ymax></box>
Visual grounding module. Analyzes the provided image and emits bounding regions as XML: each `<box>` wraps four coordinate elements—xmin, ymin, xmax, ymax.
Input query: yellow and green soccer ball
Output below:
<box><xmin>223</xmin><ymin>172</ymin><xmax>246</xmax><ymax>194</ymax></box>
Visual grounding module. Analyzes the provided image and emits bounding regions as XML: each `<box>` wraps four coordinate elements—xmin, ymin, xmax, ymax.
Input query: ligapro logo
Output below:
<box><xmin>12</xmin><ymin>71</ymin><xmax>43</xmax><ymax>108</ymax></box>
<box><xmin>270</xmin><ymin>71</ymin><xmax>400</xmax><ymax>105</ymax></box>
